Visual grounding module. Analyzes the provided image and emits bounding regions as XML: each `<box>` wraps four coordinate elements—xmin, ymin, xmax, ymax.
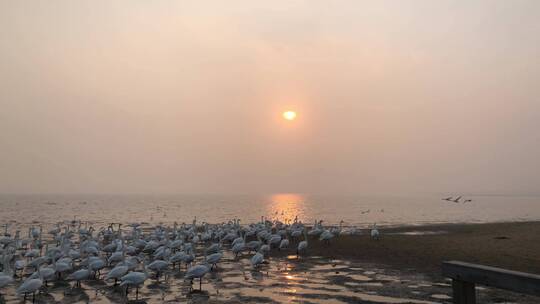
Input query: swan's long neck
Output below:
<box><xmin>142</xmin><ymin>261</ymin><xmax>148</xmax><ymax>275</ymax></box>
<box><xmin>0</xmin><ymin>251</ymin><xmax>7</xmax><ymax>275</ymax></box>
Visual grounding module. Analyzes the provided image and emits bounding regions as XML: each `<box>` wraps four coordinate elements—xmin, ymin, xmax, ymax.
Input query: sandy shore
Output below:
<box><xmin>1</xmin><ymin>221</ymin><xmax>539</xmax><ymax>303</ymax></box>
<box><xmin>271</xmin><ymin>221</ymin><xmax>540</xmax><ymax>278</ymax></box>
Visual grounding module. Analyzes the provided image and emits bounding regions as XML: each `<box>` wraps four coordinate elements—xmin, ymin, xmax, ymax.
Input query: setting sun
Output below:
<box><xmin>283</xmin><ymin>111</ymin><xmax>297</xmax><ymax>121</ymax></box>
<box><xmin>1</xmin><ymin>2</ymin><xmax>538</xmax><ymax>303</ymax></box>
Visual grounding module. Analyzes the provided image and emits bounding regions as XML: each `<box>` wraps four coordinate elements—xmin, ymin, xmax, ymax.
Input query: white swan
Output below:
<box><xmin>308</xmin><ymin>220</ymin><xmax>323</xmax><ymax>236</ymax></box>
<box><xmin>331</xmin><ymin>220</ymin><xmax>344</xmax><ymax>235</ymax></box>
<box><xmin>16</xmin><ymin>278</ymin><xmax>42</xmax><ymax>301</ymax></box>
<box><xmin>297</xmin><ymin>230</ymin><xmax>309</xmax><ymax>257</ymax></box>
<box><xmin>0</xmin><ymin>273</ymin><xmax>13</xmax><ymax>294</ymax></box>
<box><xmin>370</xmin><ymin>223</ymin><xmax>380</xmax><ymax>240</ymax></box>
<box><xmin>29</xmin><ymin>266</ymin><xmax>54</xmax><ymax>286</ymax></box>
<box><xmin>205</xmin><ymin>242</ymin><xmax>221</xmax><ymax>254</ymax></box>
<box><xmin>184</xmin><ymin>264</ymin><xmax>210</xmax><ymax>291</ymax></box>
<box><xmin>251</xmin><ymin>252</ymin><xmax>264</xmax><ymax>268</ymax></box>
<box><xmin>54</xmin><ymin>258</ymin><xmax>72</xmax><ymax>279</ymax></box>
<box><xmin>89</xmin><ymin>257</ymin><xmax>106</xmax><ymax>278</ymax></box>
<box><xmin>120</xmin><ymin>269</ymin><xmax>148</xmax><ymax>299</ymax></box>
<box><xmin>206</xmin><ymin>252</ymin><xmax>223</xmax><ymax>270</ymax></box>
<box><xmin>279</xmin><ymin>238</ymin><xmax>289</xmax><ymax>250</ymax></box>
<box><xmin>0</xmin><ymin>250</ymin><xmax>15</xmax><ymax>293</ymax></box>
<box><xmin>69</xmin><ymin>268</ymin><xmax>90</xmax><ymax>287</ymax></box>
<box><xmin>105</xmin><ymin>264</ymin><xmax>128</xmax><ymax>285</ymax></box>
<box><xmin>169</xmin><ymin>251</ymin><xmax>186</xmax><ymax>269</ymax></box>
<box><xmin>319</xmin><ymin>230</ymin><xmax>334</xmax><ymax>244</ymax></box>
<box><xmin>147</xmin><ymin>260</ymin><xmax>169</xmax><ymax>280</ymax></box>
<box><xmin>290</xmin><ymin>229</ymin><xmax>302</xmax><ymax>241</ymax></box>
<box><xmin>268</xmin><ymin>234</ymin><xmax>281</xmax><ymax>249</ymax></box>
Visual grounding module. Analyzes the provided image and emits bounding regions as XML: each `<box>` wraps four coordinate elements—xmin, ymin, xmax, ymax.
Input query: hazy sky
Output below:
<box><xmin>1</xmin><ymin>1</ymin><xmax>539</xmax><ymax>195</ymax></box>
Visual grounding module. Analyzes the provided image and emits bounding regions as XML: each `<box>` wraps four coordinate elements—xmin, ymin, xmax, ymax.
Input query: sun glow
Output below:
<box><xmin>267</xmin><ymin>193</ymin><xmax>305</xmax><ymax>224</ymax></box>
<box><xmin>283</xmin><ymin>111</ymin><xmax>297</xmax><ymax>121</ymax></box>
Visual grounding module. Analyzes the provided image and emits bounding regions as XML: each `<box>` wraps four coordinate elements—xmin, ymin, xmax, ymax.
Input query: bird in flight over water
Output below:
<box><xmin>452</xmin><ymin>196</ymin><xmax>462</xmax><ymax>203</ymax></box>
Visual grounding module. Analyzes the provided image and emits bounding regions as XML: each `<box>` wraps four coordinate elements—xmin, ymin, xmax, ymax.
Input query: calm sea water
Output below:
<box><xmin>0</xmin><ymin>193</ymin><xmax>538</xmax><ymax>228</ymax></box>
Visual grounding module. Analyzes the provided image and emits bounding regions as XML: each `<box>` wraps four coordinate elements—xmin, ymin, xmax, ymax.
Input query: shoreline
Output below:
<box><xmin>347</xmin><ymin>218</ymin><xmax>540</xmax><ymax>228</ymax></box>
<box><xmin>269</xmin><ymin>220</ymin><xmax>540</xmax><ymax>278</ymax></box>
<box><xmin>0</xmin><ymin>220</ymin><xmax>538</xmax><ymax>303</ymax></box>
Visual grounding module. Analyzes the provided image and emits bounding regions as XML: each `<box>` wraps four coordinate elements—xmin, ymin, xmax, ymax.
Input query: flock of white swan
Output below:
<box><xmin>0</xmin><ymin>218</ymin><xmax>380</xmax><ymax>302</ymax></box>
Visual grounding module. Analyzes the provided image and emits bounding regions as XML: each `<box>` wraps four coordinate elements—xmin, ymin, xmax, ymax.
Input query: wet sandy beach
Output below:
<box><xmin>0</xmin><ymin>250</ymin><xmax>508</xmax><ymax>304</ymax></box>
<box><xmin>292</xmin><ymin>221</ymin><xmax>540</xmax><ymax>275</ymax></box>
<box><xmin>1</xmin><ymin>221</ymin><xmax>540</xmax><ymax>303</ymax></box>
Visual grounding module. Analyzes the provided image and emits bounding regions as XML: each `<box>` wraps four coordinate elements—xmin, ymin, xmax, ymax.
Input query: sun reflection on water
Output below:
<box><xmin>266</xmin><ymin>193</ymin><xmax>305</xmax><ymax>224</ymax></box>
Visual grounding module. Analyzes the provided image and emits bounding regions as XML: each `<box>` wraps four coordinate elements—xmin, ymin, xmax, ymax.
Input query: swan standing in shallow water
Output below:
<box><xmin>297</xmin><ymin>230</ymin><xmax>309</xmax><ymax>257</ymax></box>
<box><xmin>0</xmin><ymin>215</ymin><xmax>371</xmax><ymax>300</ymax></box>
<box><xmin>0</xmin><ymin>251</ymin><xmax>15</xmax><ymax>294</ymax></box>
<box><xmin>251</xmin><ymin>252</ymin><xmax>264</xmax><ymax>268</ymax></box>
<box><xmin>290</xmin><ymin>229</ymin><xmax>302</xmax><ymax>241</ymax></box>
<box><xmin>0</xmin><ymin>272</ymin><xmax>13</xmax><ymax>293</ymax></box>
<box><xmin>147</xmin><ymin>259</ymin><xmax>169</xmax><ymax>281</ymax></box>
<box><xmin>279</xmin><ymin>237</ymin><xmax>289</xmax><ymax>250</ymax></box>
<box><xmin>29</xmin><ymin>266</ymin><xmax>54</xmax><ymax>286</ymax></box>
<box><xmin>16</xmin><ymin>278</ymin><xmax>42</xmax><ymax>301</ymax></box>
<box><xmin>169</xmin><ymin>251</ymin><xmax>186</xmax><ymax>269</ymax></box>
<box><xmin>105</xmin><ymin>264</ymin><xmax>128</xmax><ymax>285</ymax></box>
<box><xmin>246</xmin><ymin>238</ymin><xmax>262</xmax><ymax>253</ymax></box>
<box><xmin>319</xmin><ymin>230</ymin><xmax>334</xmax><ymax>244</ymax></box>
<box><xmin>268</xmin><ymin>234</ymin><xmax>281</xmax><ymax>249</ymax></box>
<box><xmin>205</xmin><ymin>241</ymin><xmax>220</xmax><ymax>253</ymax></box>
<box><xmin>69</xmin><ymin>268</ymin><xmax>90</xmax><ymax>287</ymax></box>
<box><xmin>231</xmin><ymin>232</ymin><xmax>247</xmax><ymax>258</ymax></box>
<box><xmin>206</xmin><ymin>251</ymin><xmax>223</xmax><ymax>270</ymax></box>
<box><xmin>120</xmin><ymin>268</ymin><xmax>148</xmax><ymax>299</ymax></box>
<box><xmin>331</xmin><ymin>220</ymin><xmax>344</xmax><ymax>235</ymax></box>
<box><xmin>0</xmin><ymin>274</ymin><xmax>13</xmax><ymax>296</ymax></box>
<box><xmin>370</xmin><ymin>223</ymin><xmax>380</xmax><ymax>240</ymax></box>
<box><xmin>89</xmin><ymin>257</ymin><xmax>106</xmax><ymax>279</ymax></box>
<box><xmin>0</xmin><ymin>251</ymin><xmax>14</xmax><ymax>295</ymax></box>
<box><xmin>54</xmin><ymin>258</ymin><xmax>72</xmax><ymax>279</ymax></box>
<box><xmin>184</xmin><ymin>264</ymin><xmax>210</xmax><ymax>291</ymax></box>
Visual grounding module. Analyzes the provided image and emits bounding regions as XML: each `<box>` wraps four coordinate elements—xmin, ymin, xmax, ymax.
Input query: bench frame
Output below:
<box><xmin>442</xmin><ymin>261</ymin><xmax>540</xmax><ymax>304</ymax></box>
